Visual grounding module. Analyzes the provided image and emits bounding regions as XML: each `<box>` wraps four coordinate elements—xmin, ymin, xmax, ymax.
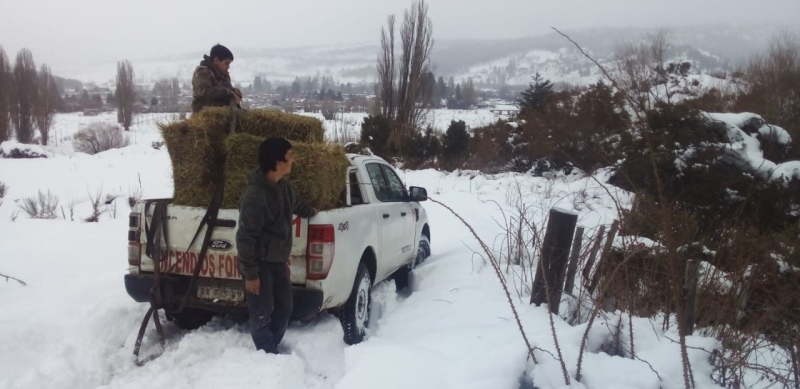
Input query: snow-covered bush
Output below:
<box><xmin>0</xmin><ymin>141</ymin><xmax>47</xmax><ymax>159</ymax></box>
<box><xmin>73</xmin><ymin>123</ymin><xmax>130</xmax><ymax>155</ymax></box>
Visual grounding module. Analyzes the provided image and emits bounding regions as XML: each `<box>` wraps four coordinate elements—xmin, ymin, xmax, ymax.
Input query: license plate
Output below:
<box><xmin>197</xmin><ymin>286</ymin><xmax>244</xmax><ymax>303</ymax></box>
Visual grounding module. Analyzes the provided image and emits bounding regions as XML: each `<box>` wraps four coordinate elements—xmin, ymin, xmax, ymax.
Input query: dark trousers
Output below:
<box><xmin>245</xmin><ymin>261</ymin><xmax>293</xmax><ymax>353</ymax></box>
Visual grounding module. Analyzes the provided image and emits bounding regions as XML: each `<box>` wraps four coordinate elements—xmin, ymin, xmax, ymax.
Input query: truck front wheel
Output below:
<box><xmin>339</xmin><ymin>263</ymin><xmax>372</xmax><ymax>345</ymax></box>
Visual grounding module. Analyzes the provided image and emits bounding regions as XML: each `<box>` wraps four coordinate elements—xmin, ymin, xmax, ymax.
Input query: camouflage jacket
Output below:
<box><xmin>191</xmin><ymin>55</ymin><xmax>242</xmax><ymax>113</ymax></box>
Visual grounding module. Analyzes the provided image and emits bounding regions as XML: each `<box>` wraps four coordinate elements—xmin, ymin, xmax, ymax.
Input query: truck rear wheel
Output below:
<box><xmin>166</xmin><ymin>308</ymin><xmax>214</xmax><ymax>330</ymax></box>
<box><xmin>340</xmin><ymin>263</ymin><xmax>372</xmax><ymax>345</ymax></box>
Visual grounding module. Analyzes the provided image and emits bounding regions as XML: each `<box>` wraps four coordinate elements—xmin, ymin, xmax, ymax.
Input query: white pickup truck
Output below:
<box><xmin>124</xmin><ymin>154</ymin><xmax>431</xmax><ymax>344</ymax></box>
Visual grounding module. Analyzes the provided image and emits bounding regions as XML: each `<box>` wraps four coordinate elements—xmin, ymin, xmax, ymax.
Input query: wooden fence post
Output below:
<box><xmin>563</xmin><ymin>227</ymin><xmax>585</xmax><ymax>295</ymax></box>
<box><xmin>531</xmin><ymin>208</ymin><xmax>578</xmax><ymax>313</ymax></box>
<box><xmin>581</xmin><ymin>225</ymin><xmax>606</xmax><ymax>284</ymax></box>
<box><xmin>587</xmin><ymin>220</ymin><xmax>619</xmax><ymax>295</ymax></box>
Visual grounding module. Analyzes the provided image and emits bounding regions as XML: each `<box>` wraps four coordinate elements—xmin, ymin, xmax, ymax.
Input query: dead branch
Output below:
<box><xmin>430</xmin><ymin>197</ymin><xmax>538</xmax><ymax>364</ymax></box>
<box><xmin>0</xmin><ymin>272</ymin><xmax>27</xmax><ymax>286</ymax></box>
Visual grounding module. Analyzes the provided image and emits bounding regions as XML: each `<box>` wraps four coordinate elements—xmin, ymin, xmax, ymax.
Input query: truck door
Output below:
<box><xmin>365</xmin><ymin>163</ymin><xmax>416</xmax><ymax>278</ymax></box>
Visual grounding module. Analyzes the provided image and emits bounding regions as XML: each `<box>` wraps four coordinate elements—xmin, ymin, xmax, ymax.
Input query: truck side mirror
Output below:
<box><xmin>409</xmin><ymin>186</ymin><xmax>428</xmax><ymax>202</ymax></box>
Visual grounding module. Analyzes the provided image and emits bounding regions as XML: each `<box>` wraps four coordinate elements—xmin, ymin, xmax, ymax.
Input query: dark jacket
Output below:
<box><xmin>191</xmin><ymin>55</ymin><xmax>242</xmax><ymax>113</ymax></box>
<box><xmin>236</xmin><ymin>168</ymin><xmax>315</xmax><ymax>280</ymax></box>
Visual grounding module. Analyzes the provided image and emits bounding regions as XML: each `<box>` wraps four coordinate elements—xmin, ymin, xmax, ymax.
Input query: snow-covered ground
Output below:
<box><xmin>0</xmin><ymin>112</ymin><xmax>749</xmax><ymax>389</ymax></box>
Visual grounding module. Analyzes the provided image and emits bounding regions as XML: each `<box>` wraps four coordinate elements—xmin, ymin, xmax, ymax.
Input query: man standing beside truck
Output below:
<box><xmin>236</xmin><ymin>137</ymin><xmax>319</xmax><ymax>354</ymax></box>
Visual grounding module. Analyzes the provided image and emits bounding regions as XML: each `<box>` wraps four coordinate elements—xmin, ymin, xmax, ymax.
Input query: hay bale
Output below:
<box><xmin>194</xmin><ymin>107</ymin><xmax>324</xmax><ymax>142</ymax></box>
<box><xmin>225</xmin><ymin>134</ymin><xmax>350</xmax><ymax>210</ymax></box>
<box><xmin>160</xmin><ymin>119</ymin><xmax>227</xmax><ymax>207</ymax></box>
<box><xmin>161</xmin><ymin>107</ymin><xmax>326</xmax><ymax>208</ymax></box>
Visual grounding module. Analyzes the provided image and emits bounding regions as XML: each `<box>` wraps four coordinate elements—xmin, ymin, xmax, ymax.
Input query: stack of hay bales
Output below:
<box><xmin>160</xmin><ymin>107</ymin><xmax>349</xmax><ymax>210</ymax></box>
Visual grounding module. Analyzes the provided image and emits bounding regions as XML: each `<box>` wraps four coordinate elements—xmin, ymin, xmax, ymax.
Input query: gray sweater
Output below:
<box><xmin>235</xmin><ymin>168</ymin><xmax>314</xmax><ymax>280</ymax></box>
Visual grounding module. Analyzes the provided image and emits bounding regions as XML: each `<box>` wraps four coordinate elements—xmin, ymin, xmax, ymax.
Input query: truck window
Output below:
<box><xmin>380</xmin><ymin>165</ymin><xmax>408</xmax><ymax>201</ymax></box>
<box><xmin>349</xmin><ymin>171</ymin><xmax>364</xmax><ymax>205</ymax></box>
<box><xmin>366</xmin><ymin>163</ymin><xmax>391</xmax><ymax>202</ymax></box>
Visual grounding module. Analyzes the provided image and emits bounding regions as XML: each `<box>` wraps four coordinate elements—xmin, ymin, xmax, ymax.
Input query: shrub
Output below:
<box><xmin>469</xmin><ymin>121</ymin><xmax>514</xmax><ymax>173</ymax></box>
<box><xmin>359</xmin><ymin>115</ymin><xmax>393</xmax><ymax>159</ymax></box>
<box><xmin>73</xmin><ymin>122</ymin><xmax>130</xmax><ymax>155</ymax></box>
<box><xmin>18</xmin><ymin>190</ymin><xmax>59</xmax><ymax>219</ymax></box>
<box><xmin>0</xmin><ymin>181</ymin><xmax>6</xmax><ymax>207</ymax></box>
<box><xmin>401</xmin><ymin>127</ymin><xmax>441</xmax><ymax>169</ymax></box>
<box><xmin>441</xmin><ymin>120</ymin><xmax>469</xmax><ymax>167</ymax></box>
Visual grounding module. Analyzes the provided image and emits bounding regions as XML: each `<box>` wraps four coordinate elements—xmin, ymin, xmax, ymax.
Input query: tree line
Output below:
<box><xmin>0</xmin><ymin>47</ymin><xmax>61</xmax><ymax>145</ymax></box>
<box><xmin>0</xmin><ymin>45</ymin><xmax>139</xmax><ymax>143</ymax></box>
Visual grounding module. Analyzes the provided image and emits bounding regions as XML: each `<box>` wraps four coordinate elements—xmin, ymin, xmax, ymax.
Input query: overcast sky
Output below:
<box><xmin>1</xmin><ymin>0</ymin><xmax>799</xmax><ymax>73</ymax></box>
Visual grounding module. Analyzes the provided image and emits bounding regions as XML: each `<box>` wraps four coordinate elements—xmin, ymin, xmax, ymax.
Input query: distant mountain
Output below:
<box><xmin>61</xmin><ymin>24</ymin><xmax>797</xmax><ymax>88</ymax></box>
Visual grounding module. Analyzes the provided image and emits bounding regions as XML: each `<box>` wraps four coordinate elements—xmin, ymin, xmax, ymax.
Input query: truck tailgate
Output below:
<box><xmin>138</xmin><ymin>204</ymin><xmax>309</xmax><ymax>284</ymax></box>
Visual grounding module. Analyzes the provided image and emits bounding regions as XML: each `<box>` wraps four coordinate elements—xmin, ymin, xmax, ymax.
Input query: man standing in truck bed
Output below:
<box><xmin>236</xmin><ymin>137</ymin><xmax>318</xmax><ymax>354</ymax></box>
<box><xmin>191</xmin><ymin>44</ymin><xmax>243</xmax><ymax>113</ymax></box>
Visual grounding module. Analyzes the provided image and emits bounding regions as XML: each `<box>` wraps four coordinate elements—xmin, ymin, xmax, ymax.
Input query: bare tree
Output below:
<box><xmin>375</xmin><ymin>0</ymin><xmax>434</xmax><ymax>150</ymax></box>
<box><xmin>612</xmin><ymin>30</ymin><xmax>671</xmax><ymax>113</ymax></box>
<box><xmin>116</xmin><ymin>60</ymin><xmax>136</xmax><ymax>131</ymax></box>
<box><xmin>0</xmin><ymin>47</ymin><xmax>10</xmax><ymax>143</ymax></box>
<box><xmin>34</xmin><ymin>65</ymin><xmax>59</xmax><ymax>145</ymax></box>
<box><xmin>12</xmin><ymin>49</ymin><xmax>37</xmax><ymax>144</ymax></box>
<box><xmin>152</xmin><ymin>77</ymin><xmax>181</xmax><ymax>112</ymax></box>
<box><xmin>377</xmin><ymin>15</ymin><xmax>396</xmax><ymax>120</ymax></box>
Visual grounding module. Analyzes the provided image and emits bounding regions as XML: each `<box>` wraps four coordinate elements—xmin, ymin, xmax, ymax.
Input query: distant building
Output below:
<box><xmin>490</xmin><ymin>104</ymin><xmax>519</xmax><ymax>116</ymax></box>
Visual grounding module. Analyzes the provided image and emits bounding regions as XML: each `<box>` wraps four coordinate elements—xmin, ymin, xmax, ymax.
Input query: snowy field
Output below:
<box><xmin>0</xmin><ymin>112</ymin><xmax>741</xmax><ymax>389</ymax></box>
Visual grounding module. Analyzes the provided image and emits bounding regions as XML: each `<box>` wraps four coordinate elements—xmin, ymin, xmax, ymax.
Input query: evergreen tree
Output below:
<box><xmin>442</xmin><ymin>120</ymin><xmax>469</xmax><ymax>162</ymax></box>
<box><xmin>517</xmin><ymin>72</ymin><xmax>554</xmax><ymax>117</ymax></box>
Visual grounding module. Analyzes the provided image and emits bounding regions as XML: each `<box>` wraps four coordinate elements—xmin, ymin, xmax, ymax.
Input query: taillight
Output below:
<box><xmin>128</xmin><ymin>213</ymin><xmax>141</xmax><ymax>266</ymax></box>
<box><xmin>307</xmin><ymin>224</ymin><xmax>335</xmax><ymax>280</ymax></box>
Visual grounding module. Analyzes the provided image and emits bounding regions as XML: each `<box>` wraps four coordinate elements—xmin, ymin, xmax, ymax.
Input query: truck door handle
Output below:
<box><xmin>383</xmin><ymin>213</ymin><xmax>390</xmax><ymax>219</ymax></box>
<box><xmin>401</xmin><ymin>212</ymin><xmax>407</xmax><ymax>217</ymax></box>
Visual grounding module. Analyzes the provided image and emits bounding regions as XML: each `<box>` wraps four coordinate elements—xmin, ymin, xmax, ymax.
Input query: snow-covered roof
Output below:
<box><xmin>491</xmin><ymin>104</ymin><xmax>519</xmax><ymax>111</ymax></box>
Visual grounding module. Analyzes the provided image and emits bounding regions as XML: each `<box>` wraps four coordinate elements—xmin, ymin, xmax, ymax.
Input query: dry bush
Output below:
<box><xmin>515</xmin><ymin>82</ymin><xmax>631</xmax><ymax>174</ymax></box>
<box><xmin>682</xmin><ymin>87</ymin><xmax>739</xmax><ymax>113</ymax></box>
<box><xmin>611</xmin><ymin>102</ymin><xmax>800</xmax><ymax>235</ymax></box>
<box><xmin>0</xmin><ymin>181</ymin><xmax>6</xmax><ymax>207</ymax></box>
<box><xmin>18</xmin><ymin>190</ymin><xmax>59</xmax><ymax>219</ymax></box>
<box><xmin>469</xmin><ymin>121</ymin><xmax>515</xmax><ymax>173</ymax></box>
<box><xmin>85</xmin><ymin>189</ymin><xmax>103</xmax><ymax>222</ymax></box>
<box><xmin>735</xmin><ymin>32</ymin><xmax>800</xmax><ymax>162</ymax></box>
<box><xmin>608</xmin><ymin>194</ymin><xmax>800</xmax><ymax>387</ymax></box>
<box><xmin>73</xmin><ymin>122</ymin><xmax>130</xmax><ymax>155</ymax></box>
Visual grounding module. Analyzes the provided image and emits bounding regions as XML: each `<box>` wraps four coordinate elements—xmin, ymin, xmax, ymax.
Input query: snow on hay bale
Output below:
<box><xmin>160</xmin><ymin>107</ymin><xmax>326</xmax><ymax>208</ymax></box>
<box><xmin>225</xmin><ymin>133</ymin><xmax>350</xmax><ymax>210</ymax></box>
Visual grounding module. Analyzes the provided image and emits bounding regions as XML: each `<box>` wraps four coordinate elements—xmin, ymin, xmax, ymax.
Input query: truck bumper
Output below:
<box><xmin>124</xmin><ymin>273</ymin><xmax>324</xmax><ymax>319</ymax></box>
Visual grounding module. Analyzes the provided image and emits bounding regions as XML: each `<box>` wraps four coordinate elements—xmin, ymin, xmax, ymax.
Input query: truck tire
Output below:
<box><xmin>393</xmin><ymin>235</ymin><xmax>431</xmax><ymax>291</ymax></box>
<box><xmin>340</xmin><ymin>263</ymin><xmax>372</xmax><ymax>345</ymax></box>
<box><xmin>416</xmin><ymin>234</ymin><xmax>431</xmax><ymax>265</ymax></box>
<box><xmin>166</xmin><ymin>308</ymin><xmax>214</xmax><ymax>330</ymax></box>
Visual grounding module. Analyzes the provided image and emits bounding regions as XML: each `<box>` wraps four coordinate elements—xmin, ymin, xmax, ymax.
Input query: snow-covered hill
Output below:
<box><xmin>57</xmin><ymin>24</ymin><xmax>796</xmax><ymax>88</ymax></box>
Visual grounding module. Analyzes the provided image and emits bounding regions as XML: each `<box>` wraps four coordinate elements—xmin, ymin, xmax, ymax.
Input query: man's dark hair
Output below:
<box><xmin>259</xmin><ymin>137</ymin><xmax>292</xmax><ymax>172</ymax></box>
<box><xmin>210</xmin><ymin>44</ymin><xmax>234</xmax><ymax>61</ymax></box>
